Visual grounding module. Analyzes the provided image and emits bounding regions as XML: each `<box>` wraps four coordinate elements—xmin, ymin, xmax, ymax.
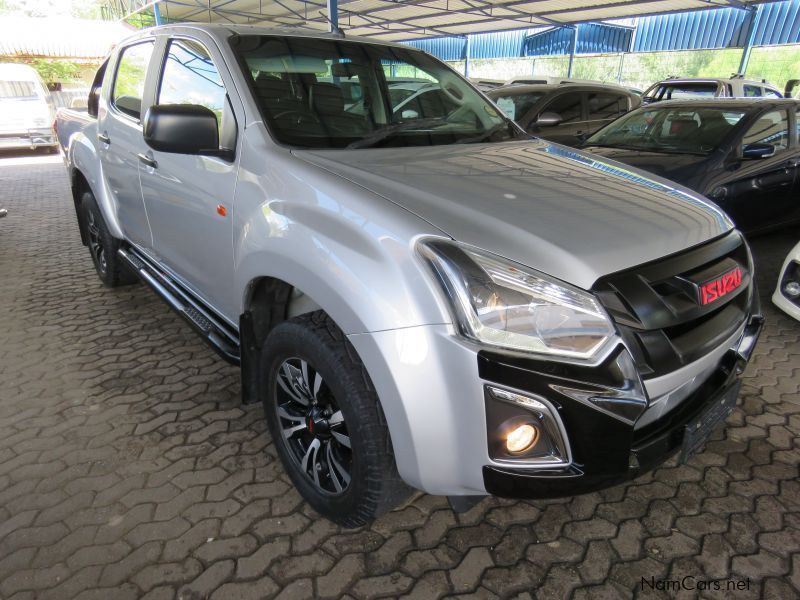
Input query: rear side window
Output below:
<box><xmin>743</xmin><ymin>85</ymin><xmax>762</xmax><ymax>97</ymax></box>
<box><xmin>542</xmin><ymin>92</ymin><xmax>582</xmax><ymax>123</ymax></box>
<box><xmin>764</xmin><ymin>88</ymin><xmax>783</xmax><ymax>98</ymax></box>
<box><xmin>742</xmin><ymin>110</ymin><xmax>789</xmax><ymax>153</ymax></box>
<box><xmin>112</xmin><ymin>42</ymin><xmax>154</xmax><ymax>120</ymax></box>
<box><xmin>587</xmin><ymin>92</ymin><xmax>626</xmax><ymax>120</ymax></box>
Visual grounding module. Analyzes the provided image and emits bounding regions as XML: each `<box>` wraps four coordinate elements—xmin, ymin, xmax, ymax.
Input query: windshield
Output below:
<box><xmin>586</xmin><ymin>106</ymin><xmax>746</xmax><ymax>154</ymax></box>
<box><xmin>0</xmin><ymin>80</ymin><xmax>40</xmax><ymax>100</ymax></box>
<box><xmin>487</xmin><ymin>90</ymin><xmax>546</xmax><ymax>121</ymax></box>
<box><xmin>232</xmin><ymin>35</ymin><xmax>523</xmax><ymax>149</ymax></box>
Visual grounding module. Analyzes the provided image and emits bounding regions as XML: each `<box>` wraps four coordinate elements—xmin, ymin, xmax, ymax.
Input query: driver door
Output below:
<box><xmin>721</xmin><ymin>109</ymin><xmax>797</xmax><ymax>231</ymax></box>
<box><xmin>139</xmin><ymin>35</ymin><xmax>242</xmax><ymax>322</ymax></box>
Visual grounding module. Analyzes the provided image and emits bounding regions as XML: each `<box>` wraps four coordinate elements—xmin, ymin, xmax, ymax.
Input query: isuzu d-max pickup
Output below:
<box><xmin>57</xmin><ymin>24</ymin><xmax>763</xmax><ymax>527</ymax></box>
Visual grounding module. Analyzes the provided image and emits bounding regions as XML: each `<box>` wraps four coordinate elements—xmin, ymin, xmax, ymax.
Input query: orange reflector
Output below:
<box><xmin>216</xmin><ymin>204</ymin><xmax>227</xmax><ymax>217</ymax></box>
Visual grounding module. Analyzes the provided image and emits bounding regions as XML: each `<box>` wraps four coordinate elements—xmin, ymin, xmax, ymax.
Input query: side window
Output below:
<box><xmin>742</xmin><ymin>110</ymin><xmax>789</xmax><ymax>153</ymax></box>
<box><xmin>743</xmin><ymin>85</ymin><xmax>762</xmax><ymax>97</ymax></box>
<box><xmin>587</xmin><ymin>93</ymin><xmax>626</xmax><ymax>120</ymax></box>
<box><xmin>541</xmin><ymin>92</ymin><xmax>582</xmax><ymax>124</ymax></box>
<box><xmin>764</xmin><ymin>88</ymin><xmax>783</xmax><ymax>99</ymax></box>
<box><xmin>112</xmin><ymin>42</ymin><xmax>155</xmax><ymax>120</ymax></box>
<box><xmin>158</xmin><ymin>38</ymin><xmax>232</xmax><ymax>147</ymax></box>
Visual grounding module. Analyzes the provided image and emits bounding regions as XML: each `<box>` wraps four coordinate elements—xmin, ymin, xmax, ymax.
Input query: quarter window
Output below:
<box><xmin>587</xmin><ymin>93</ymin><xmax>626</xmax><ymax>120</ymax></box>
<box><xmin>112</xmin><ymin>42</ymin><xmax>154</xmax><ymax>120</ymax></box>
<box><xmin>742</xmin><ymin>110</ymin><xmax>789</xmax><ymax>153</ymax></box>
<box><xmin>743</xmin><ymin>85</ymin><xmax>762</xmax><ymax>97</ymax></box>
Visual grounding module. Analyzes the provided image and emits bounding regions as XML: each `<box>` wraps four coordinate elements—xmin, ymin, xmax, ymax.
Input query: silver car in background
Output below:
<box><xmin>0</xmin><ymin>63</ymin><xmax>57</xmax><ymax>151</ymax></box>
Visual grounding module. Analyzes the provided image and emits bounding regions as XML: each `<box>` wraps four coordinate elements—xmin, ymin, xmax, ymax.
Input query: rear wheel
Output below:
<box><xmin>261</xmin><ymin>312</ymin><xmax>410</xmax><ymax>527</ymax></box>
<box><xmin>79</xmin><ymin>191</ymin><xmax>137</xmax><ymax>287</ymax></box>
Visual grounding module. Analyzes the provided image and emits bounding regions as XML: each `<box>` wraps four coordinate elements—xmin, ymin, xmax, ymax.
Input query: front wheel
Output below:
<box><xmin>261</xmin><ymin>312</ymin><xmax>410</xmax><ymax>527</ymax></box>
<box><xmin>79</xmin><ymin>191</ymin><xmax>137</xmax><ymax>288</ymax></box>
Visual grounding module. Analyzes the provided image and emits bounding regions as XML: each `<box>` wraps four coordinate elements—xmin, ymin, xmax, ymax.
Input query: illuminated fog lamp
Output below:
<box><xmin>506</xmin><ymin>423</ymin><xmax>538</xmax><ymax>453</ymax></box>
<box><xmin>785</xmin><ymin>281</ymin><xmax>800</xmax><ymax>298</ymax></box>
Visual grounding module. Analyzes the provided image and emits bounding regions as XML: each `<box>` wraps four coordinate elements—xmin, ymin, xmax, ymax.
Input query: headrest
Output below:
<box><xmin>310</xmin><ymin>82</ymin><xmax>345</xmax><ymax>115</ymax></box>
<box><xmin>254</xmin><ymin>74</ymin><xmax>291</xmax><ymax>103</ymax></box>
<box><xmin>669</xmin><ymin>118</ymin><xmax>699</xmax><ymax>135</ymax></box>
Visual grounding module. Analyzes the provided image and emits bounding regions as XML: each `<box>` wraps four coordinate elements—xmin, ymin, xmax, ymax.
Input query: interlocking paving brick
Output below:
<box><xmin>0</xmin><ymin>154</ymin><xmax>798</xmax><ymax>598</ymax></box>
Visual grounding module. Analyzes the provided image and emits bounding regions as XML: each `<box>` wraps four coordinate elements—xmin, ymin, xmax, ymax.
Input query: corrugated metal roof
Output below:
<box><xmin>0</xmin><ymin>17</ymin><xmax>133</xmax><ymax>59</ymax></box>
<box><xmin>751</xmin><ymin>0</ymin><xmax>800</xmax><ymax>46</ymax></box>
<box><xmin>404</xmin><ymin>28</ymin><xmax>544</xmax><ymax>61</ymax></box>
<box><xmin>145</xmin><ymin>0</ymin><xmax>768</xmax><ymax>41</ymax></box>
<box><xmin>525</xmin><ymin>23</ymin><xmax>633</xmax><ymax>56</ymax></box>
<box><xmin>633</xmin><ymin>7</ymin><xmax>750</xmax><ymax>51</ymax></box>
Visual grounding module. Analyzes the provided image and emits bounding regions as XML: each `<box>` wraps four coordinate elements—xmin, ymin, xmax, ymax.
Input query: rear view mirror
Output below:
<box><xmin>536</xmin><ymin>111</ymin><xmax>562</xmax><ymax>127</ymax></box>
<box><xmin>143</xmin><ymin>104</ymin><xmax>225</xmax><ymax>157</ymax></box>
<box><xmin>742</xmin><ymin>142</ymin><xmax>776</xmax><ymax>159</ymax></box>
<box><xmin>401</xmin><ymin>109</ymin><xmax>419</xmax><ymax>120</ymax></box>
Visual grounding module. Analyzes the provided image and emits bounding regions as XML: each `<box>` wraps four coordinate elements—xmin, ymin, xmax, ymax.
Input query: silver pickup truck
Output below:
<box><xmin>57</xmin><ymin>24</ymin><xmax>763</xmax><ymax>527</ymax></box>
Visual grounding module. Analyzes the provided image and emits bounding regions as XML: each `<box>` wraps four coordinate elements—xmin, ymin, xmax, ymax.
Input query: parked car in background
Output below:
<box><xmin>0</xmin><ymin>63</ymin><xmax>57</xmax><ymax>151</ymax></box>
<box><xmin>582</xmin><ymin>98</ymin><xmax>800</xmax><ymax>233</ymax></box>
<box><xmin>58</xmin><ymin>24</ymin><xmax>763</xmax><ymax>527</ymax></box>
<box><xmin>488</xmin><ymin>82</ymin><xmax>641</xmax><ymax>146</ymax></box>
<box><xmin>642</xmin><ymin>76</ymin><xmax>782</xmax><ymax>104</ymax></box>
<box><xmin>773</xmin><ymin>241</ymin><xmax>800</xmax><ymax>320</ymax></box>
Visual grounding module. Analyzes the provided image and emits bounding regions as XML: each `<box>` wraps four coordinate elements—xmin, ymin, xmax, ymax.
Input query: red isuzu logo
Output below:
<box><xmin>699</xmin><ymin>266</ymin><xmax>743</xmax><ymax>305</ymax></box>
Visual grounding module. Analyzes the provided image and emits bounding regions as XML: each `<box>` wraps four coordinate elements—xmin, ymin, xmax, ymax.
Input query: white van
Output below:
<box><xmin>0</xmin><ymin>63</ymin><xmax>57</xmax><ymax>151</ymax></box>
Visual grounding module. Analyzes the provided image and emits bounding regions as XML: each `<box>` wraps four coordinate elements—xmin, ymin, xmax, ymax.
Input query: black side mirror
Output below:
<box><xmin>143</xmin><ymin>104</ymin><xmax>227</xmax><ymax>157</ymax></box>
<box><xmin>742</xmin><ymin>142</ymin><xmax>776</xmax><ymax>159</ymax></box>
<box><xmin>536</xmin><ymin>111</ymin><xmax>562</xmax><ymax>127</ymax></box>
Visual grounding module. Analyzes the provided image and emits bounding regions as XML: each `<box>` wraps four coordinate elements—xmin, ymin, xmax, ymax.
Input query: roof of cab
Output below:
<box><xmin>641</xmin><ymin>97</ymin><xmax>800</xmax><ymax>109</ymax></box>
<box><xmin>116</xmin><ymin>23</ymin><xmax>411</xmax><ymax>50</ymax></box>
<box><xmin>487</xmin><ymin>82</ymin><xmax>635</xmax><ymax>96</ymax></box>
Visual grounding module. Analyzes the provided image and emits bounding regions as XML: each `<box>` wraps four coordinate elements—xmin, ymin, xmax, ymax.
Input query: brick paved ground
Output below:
<box><xmin>0</xmin><ymin>152</ymin><xmax>798</xmax><ymax>599</ymax></box>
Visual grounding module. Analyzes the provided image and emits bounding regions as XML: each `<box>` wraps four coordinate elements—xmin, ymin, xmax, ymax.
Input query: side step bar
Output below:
<box><xmin>118</xmin><ymin>247</ymin><xmax>241</xmax><ymax>365</ymax></box>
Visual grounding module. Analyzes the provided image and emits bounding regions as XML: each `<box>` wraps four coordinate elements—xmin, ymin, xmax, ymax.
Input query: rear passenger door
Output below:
<box><xmin>584</xmin><ymin>92</ymin><xmax>630</xmax><ymax>137</ymax></box>
<box><xmin>527</xmin><ymin>91</ymin><xmax>585</xmax><ymax>146</ymax></box>
<box><xmin>98</xmin><ymin>40</ymin><xmax>156</xmax><ymax>249</ymax></box>
<box><xmin>138</xmin><ymin>35</ymin><xmax>242</xmax><ymax>322</ymax></box>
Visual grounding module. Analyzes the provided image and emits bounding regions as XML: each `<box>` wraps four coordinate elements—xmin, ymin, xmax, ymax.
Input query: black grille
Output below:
<box><xmin>592</xmin><ymin>231</ymin><xmax>751</xmax><ymax>379</ymax></box>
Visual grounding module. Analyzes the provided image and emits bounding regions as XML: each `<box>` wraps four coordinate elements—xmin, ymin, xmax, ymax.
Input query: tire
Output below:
<box><xmin>261</xmin><ymin>312</ymin><xmax>410</xmax><ymax>527</ymax></box>
<box><xmin>79</xmin><ymin>191</ymin><xmax>137</xmax><ymax>288</ymax></box>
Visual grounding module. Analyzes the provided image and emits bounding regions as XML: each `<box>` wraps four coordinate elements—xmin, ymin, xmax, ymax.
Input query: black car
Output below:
<box><xmin>487</xmin><ymin>83</ymin><xmax>641</xmax><ymax>146</ymax></box>
<box><xmin>582</xmin><ymin>98</ymin><xmax>800</xmax><ymax>233</ymax></box>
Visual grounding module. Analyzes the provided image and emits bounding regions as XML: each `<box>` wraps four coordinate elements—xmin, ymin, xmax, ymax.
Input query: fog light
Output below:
<box><xmin>506</xmin><ymin>423</ymin><xmax>538</xmax><ymax>453</ymax></box>
<box><xmin>785</xmin><ymin>281</ymin><xmax>800</xmax><ymax>298</ymax></box>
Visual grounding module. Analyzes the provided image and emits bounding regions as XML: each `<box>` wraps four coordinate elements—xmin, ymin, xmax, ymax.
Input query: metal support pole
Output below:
<box><xmin>327</xmin><ymin>0</ymin><xmax>338</xmax><ymax>32</ymax></box>
<box><xmin>464</xmin><ymin>34</ymin><xmax>471</xmax><ymax>78</ymax></box>
<box><xmin>738</xmin><ymin>7</ymin><xmax>758</xmax><ymax>76</ymax></box>
<box><xmin>153</xmin><ymin>0</ymin><xmax>162</xmax><ymax>25</ymax></box>
<box><xmin>566</xmin><ymin>26</ymin><xmax>577</xmax><ymax>78</ymax></box>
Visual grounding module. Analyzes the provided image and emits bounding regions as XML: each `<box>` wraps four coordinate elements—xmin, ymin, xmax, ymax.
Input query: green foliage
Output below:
<box><xmin>28</xmin><ymin>59</ymin><xmax>81</xmax><ymax>84</ymax></box>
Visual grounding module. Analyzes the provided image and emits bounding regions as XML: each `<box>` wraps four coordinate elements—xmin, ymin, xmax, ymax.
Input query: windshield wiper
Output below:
<box><xmin>346</xmin><ymin>117</ymin><xmax>450</xmax><ymax>149</ymax></box>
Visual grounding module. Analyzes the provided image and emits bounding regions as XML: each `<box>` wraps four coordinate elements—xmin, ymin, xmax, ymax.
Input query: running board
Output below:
<box><xmin>118</xmin><ymin>247</ymin><xmax>240</xmax><ymax>365</ymax></box>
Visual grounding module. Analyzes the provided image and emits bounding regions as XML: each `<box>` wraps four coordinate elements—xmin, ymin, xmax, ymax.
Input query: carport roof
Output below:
<box><xmin>145</xmin><ymin>0</ymin><xmax>768</xmax><ymax>41</ymax></box>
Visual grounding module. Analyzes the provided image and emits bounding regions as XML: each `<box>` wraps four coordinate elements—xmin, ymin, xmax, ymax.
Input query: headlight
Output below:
<box><xmin>418</xmin><ymin>239</ymin><xmax>617</xmax><ymax>360</ymax></box>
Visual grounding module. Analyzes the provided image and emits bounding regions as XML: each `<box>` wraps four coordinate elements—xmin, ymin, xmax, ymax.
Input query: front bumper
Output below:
<box><xmin>0</xmin><ymin>129</ymin><xmax>57</xmax><ymax>149</ymax></box>
<box><xmin>481</xmin><ymin>312</ymin><xmax>763</xmax><ymax>498</ymax></box>
<box><xmin>350</xmin><ymin>307</ymin><xmax>761</xmax><ymax>498</ymax></box>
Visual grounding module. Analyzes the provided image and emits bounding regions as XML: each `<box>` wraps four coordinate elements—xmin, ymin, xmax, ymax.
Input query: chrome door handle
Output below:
<box><xmin>97</xmin><ymin>132</ymin><xmax>110</xmax><ymax>145</ymax></box>
<box><xmin>137</xmin><ymin>153</ymin><xmax>157</xmax><ymax>169</ymax></box>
